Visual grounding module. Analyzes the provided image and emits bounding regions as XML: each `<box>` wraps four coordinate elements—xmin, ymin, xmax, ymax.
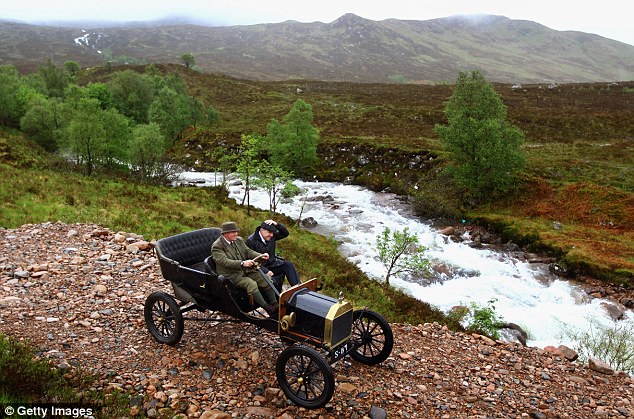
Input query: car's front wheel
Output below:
<box><xmin>276</xmin><ymin>345</ymin><xmax>335</xmax><ymax>409</ymax></box>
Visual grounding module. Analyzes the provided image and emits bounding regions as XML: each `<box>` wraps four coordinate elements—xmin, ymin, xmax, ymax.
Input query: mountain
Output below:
<box><xmin>1</xmin><ymin>14</ymin><xmax>633</xmax><ymax>83</ymax></box>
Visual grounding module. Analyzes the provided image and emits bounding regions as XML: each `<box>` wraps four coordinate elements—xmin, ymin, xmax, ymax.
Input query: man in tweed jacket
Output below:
<box><xmin>211</xmin><ymin>221</ymin><xmax>278</xmax><ymax>315</ymax></box>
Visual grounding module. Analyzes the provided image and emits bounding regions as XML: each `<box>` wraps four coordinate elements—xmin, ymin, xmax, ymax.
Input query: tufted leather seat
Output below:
<box><xmin>155</xmin><ymin>227</ymin><xmax>221</xmax><ymax>268</ymax></box>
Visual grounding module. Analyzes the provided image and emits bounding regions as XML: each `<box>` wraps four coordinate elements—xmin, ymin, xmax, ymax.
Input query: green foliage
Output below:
<box><xmin>376</xmin><ymin>227</ymin><xmax>431</xmax><ymax>286</ymax></box>
<box><xmin>63</xmin><ymin>61</ymin><xmax>80</xmax><ymax>77</ymax></box>
<box><xmin>252</xmin><ymin>160</ymin><xmax>294</xmax><ymax>213</ymax></box>
<box><xmin>38</xmin><ymin>59</ymin><xmax>69</xmax><ymax>98</ymax></box>
<box><xmin>206</xmin><ymin>145</ymin><xmax>237</xmax><ymax>187</ymax></box>
<box><xmin>108</xmin><ymin>69</ymin><xmax>154</xmax><ymax>123</ymax></box>
<box><xmin>464</xmin><ymin>298</ymin><xmax>504</xmax><ymax>339</ymax></box>
<box><xmin>206</xmin><ymin>105</ymin><xmax>220</xmax><ymax>126</ymax></box>
<box><xmin>4</xmin><ymin>63</ymin><xmax>219</xmax><ymax>179</ymax></box>
<box><xmin>63</xmin><ymin>98</ymin><xmax>105</xmax><ymax>175</ymax></box>
<box><xmin>155</xmin><ymin>72</ymin><xmax>189</xmax><ymax>94</ymax></box>
<box><xmin>129</xmin><ymin>123</ymin><xmax>173</xmax><ymax>183</ymax></box>
<box><xmin>149</xmin><ymin>87</ymin><xmax>189</xmax><ymax>143</ymax></box>
<box><xmin>281</xmin><ymin>181</ymin><xmax>301</xmax><ymax>199</ymax></box>
<box><xmin>19</xmin><ymin>96</ymin><xmax>62</xmax><ymax>152</ymax></box>
<box><xmin>567</xmin><ymin>319</ymin><xmax>634</xmax><ymax>374</ymax></box>
<box><xmin>61</xmin><ymin>98</ymin><xmax>130</xmax><ymax>175</ymax></box>
<box><xmin>85</xmin><ymin>82</ymin><xmax>113</xmax><ymax>109</ymax></box>
<box><xmin>0</xmin><ymin>65</ymin><xmax>23</xmax><ymax>126</ymax></box>
<box><xmin>61</xmin><ymin>83</ymin><xmax>87</xmax><ymax>106</ymax></box>
<box><xmin>435</xmin><ymin>70</ymin><xmax>526</xmax><ymax>202</ymax></box>
<box><xmin>236</xmin><ymin>133</ymin><xmax>266</xmax><ymax>211</ymax></box>
<box><xmin>99</xmin><ymin>107</ymin><xmax>131</xmax><ymax>168</ymax></box>
<box><xmin>187</xmin><ymin>96</ymin><xmax>207</xmax><ymax>128</ymax></box>
<box><xmin>266</xmin><ymin>99</ymin><xmax>319</xmax><ymax>176</ymax></box>
<box><xmin>0</xmin><ymin>334</ymin><xmax>72</xmax><ymax>403</ymax></box>
<box><xmin>181</xmin><ymin>53</ymin><xmax>196</xmax><ymax>69</ymax></box>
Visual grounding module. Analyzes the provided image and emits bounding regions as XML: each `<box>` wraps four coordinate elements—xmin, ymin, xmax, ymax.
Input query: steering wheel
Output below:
<box><xmin>252</xmin><ymin>253</ymin><xmax>268</xmax><ymax>268</ymax></box>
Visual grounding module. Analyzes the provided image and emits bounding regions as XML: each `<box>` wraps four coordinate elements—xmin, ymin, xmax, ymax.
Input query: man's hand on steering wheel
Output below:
<box><xmin>253</xmin><ymin>254</ymin><xmax>269</xmax><ymax>263</ymax></box>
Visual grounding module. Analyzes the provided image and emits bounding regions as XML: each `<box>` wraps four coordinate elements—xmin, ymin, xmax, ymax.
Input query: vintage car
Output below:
<box><xmin>144</xmin><ymin>227</ymin><xmax>393</xmax><ymax>409</ymax></box>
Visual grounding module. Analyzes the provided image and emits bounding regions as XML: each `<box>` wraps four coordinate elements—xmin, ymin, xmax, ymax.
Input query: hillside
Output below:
<box><xmin>1</xmin><ymin>223</ymin><xmax>633</xmax><ymax>418</ymax></box>
<box><xmin>2</xmin><ymin>14</ymin><xmax>634</xmax><ymax>83</ymax></box>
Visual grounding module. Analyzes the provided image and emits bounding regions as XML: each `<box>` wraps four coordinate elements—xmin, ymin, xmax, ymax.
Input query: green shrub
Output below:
<box><xmin>412</xmin><ymin>171</ymin><xmax>464</xmax><ymax>220</ymax></box>
<box><xmin>466</xmin><ymin>298</ymin><xmax>502</xmax><ymax>339</ymax></box>
<box><xmin>0</xmin><ymin>334</ymin><xmax>71</xmax><ymax>403</ymax></box>
<box><xmin>0</xmin><ymin>334</ymin><xmax>142</xmax><ymax>417</ymax></box>
<box><xmin>451</xmin><ymin>299</ymin><xmax>504</xmax><ymax>340</ymax></box>
<box><xmin>568</xmin><ymin>319</ymin><xmax>634</xmax><ymax>374</ymax></box>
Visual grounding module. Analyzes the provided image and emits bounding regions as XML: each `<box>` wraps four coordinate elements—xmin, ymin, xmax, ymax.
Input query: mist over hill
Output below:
<box><xmin>1</xmin><ymin>14</ymin><xmax>633</xmax><ymax>83</ymax></box>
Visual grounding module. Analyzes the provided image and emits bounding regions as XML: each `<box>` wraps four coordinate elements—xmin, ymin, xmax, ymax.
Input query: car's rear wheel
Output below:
<box><xmin>349</xmin><ymin>309</ymin><xmax>393</xmax><ymax>365</ymax></box>
<box><xmin>144</xmin><ymin>291</ymin><xmax>184</xmax><ymax>345</ymax></box>
<box><xmin>276</xmin><ymin>345</ymin><xmax>335</xmax><ymax>409</ymax></box>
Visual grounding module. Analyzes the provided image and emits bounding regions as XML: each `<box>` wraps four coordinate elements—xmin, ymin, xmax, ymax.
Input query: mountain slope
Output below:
<box><xmin>1</xmin><ymin>14</ymin><xmax>633</xmax><ymax>83</ymax></box>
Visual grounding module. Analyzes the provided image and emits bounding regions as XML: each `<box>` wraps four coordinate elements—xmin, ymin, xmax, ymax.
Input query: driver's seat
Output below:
<box><xmin>204</xmin><ymin>255</ymin><xmax>253</xmax><ymax>312</ymax></box>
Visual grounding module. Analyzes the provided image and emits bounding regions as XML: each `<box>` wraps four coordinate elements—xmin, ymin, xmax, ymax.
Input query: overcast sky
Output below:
<box><xmin>1</xmin><ymin>0</ymin><xmax>633</xmax><ymax>46</ymax></box>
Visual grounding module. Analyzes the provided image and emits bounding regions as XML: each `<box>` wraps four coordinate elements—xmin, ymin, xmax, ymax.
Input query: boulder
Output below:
<box><xmin>369</xmin><ymin>406</ymin><xmax>388</xmax><ymax>419</ymax></box>
<box><xmin>129</xmin><ymin>240</ymin><xmax>152</xmax><ymax>251</ymax></box>
<box><xmin>588</xmin><ymin>358</ymin><xmax>614</xmax><ymax>375</ymax></box>
<box><xmin>600</xmin><ymin>301</ymin><xmax>626</xmax><ymax>320</ymax></box>
<box><xmin>499</xmin><ymin>322</ymin><xmax>528</xmax><ymax>346</ymax></box>
<box><xmin>301</xmin><ymin>217</ymin><xmax>318</xmax><ymax>228</ymax></box>
<box><xmin>556</xmin><ymin>345</ymin><xmax>579</xmax><ymax>361</ymax></box>
<box><xmin>439</xmin><ymin>226</ymin><xmax>456</xmax><ymax>236</ymax></box>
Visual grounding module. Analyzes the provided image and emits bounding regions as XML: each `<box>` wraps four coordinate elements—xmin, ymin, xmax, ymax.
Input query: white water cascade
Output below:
<box><xmin>178</xmin><ymin>172</ymin><xmax>633</xmax><ymax>349</ymax></box>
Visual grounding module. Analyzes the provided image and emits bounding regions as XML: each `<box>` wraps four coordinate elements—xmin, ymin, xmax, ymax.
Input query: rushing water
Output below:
<box><xmin>178</xmin><ymin>172</ymin><xmax>632</xmax><ymax>349</ymax></box>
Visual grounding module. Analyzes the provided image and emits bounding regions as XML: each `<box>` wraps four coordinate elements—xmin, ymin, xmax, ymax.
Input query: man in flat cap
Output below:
<box><xmin>212</xmin><ymin>221</ymin><xmax>278</xmax><ymax>316</ymax></box>
<box><xmin>246</xmin><ymin>219</ymin><xmax>300</xmax><ymax>287</ymax></box>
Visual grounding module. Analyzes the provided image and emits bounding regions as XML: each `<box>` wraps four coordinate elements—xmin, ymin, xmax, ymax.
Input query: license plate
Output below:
<box><xmin>330</xmin><ymin>341</ymin><xmax>351</xmax><ymax>363</ymax></box>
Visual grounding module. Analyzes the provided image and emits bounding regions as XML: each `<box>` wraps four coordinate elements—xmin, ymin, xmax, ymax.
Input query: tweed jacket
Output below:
<box><xmin>211</xmin><ymin>236</ymin><xmax>263</xmax><ymax>282</ymax></box>
<box><xmin>245</xmin><ymin>223</ymin><xmax>290</xmax><ymax>271</ymax></box>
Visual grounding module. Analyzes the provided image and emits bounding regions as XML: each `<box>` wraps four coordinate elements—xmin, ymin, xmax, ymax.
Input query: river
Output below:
<box><xmin>178</xmin><ymin>172</ymin><xmax>632</xmax><ymax>349</ymax></box>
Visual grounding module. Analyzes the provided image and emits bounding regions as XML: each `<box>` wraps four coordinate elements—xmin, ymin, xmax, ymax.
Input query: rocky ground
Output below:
<box><xmin>1</xmin><ymin>222</ymin><xmax>633</xmax><ymax>418</ymax></box>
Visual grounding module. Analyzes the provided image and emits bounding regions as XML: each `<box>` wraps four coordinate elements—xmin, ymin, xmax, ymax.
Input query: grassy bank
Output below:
<box><xmin>473</xmin><ymin>177</ymin><xmax>634</xmax><ymax>284</ymax></box>
<box><xmin>0</xmin><ymin>334</ymin><xmax>133</xmax><ymax>417</ymax></box>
